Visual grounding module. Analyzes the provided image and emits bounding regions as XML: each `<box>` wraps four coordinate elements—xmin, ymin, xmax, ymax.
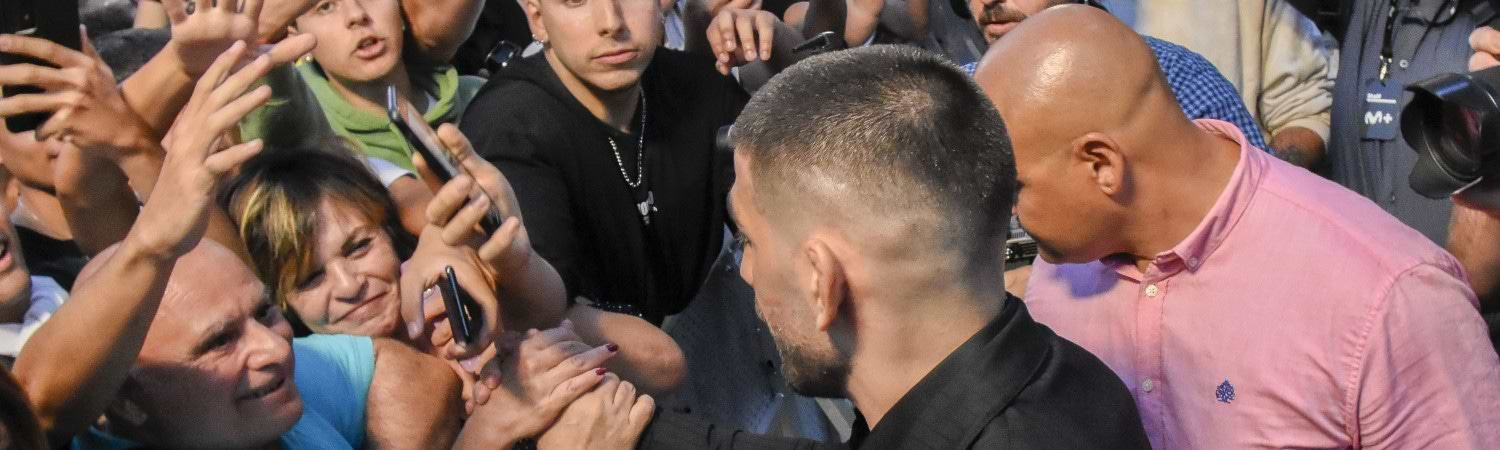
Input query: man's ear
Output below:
<box><xmin>804</xmin><ymin>238</ymin><xmax>846</xmax><ymax>333</ymax></box>
<box><xmin>522</xmin><ymin>0</ymin><xmax>547</xmax><ymax>43</ymax></box>
<box><xmin>1073</xmin><ymin>132</ymin><xmax>1127</xmax><ymax>197</ymax></box>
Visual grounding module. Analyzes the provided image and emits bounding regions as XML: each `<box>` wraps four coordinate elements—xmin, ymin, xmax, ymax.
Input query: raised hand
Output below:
<box><xmin>133</xmin><ymin>40</ymin><xmax>268</xmax><ymax>257</ymax></box>
<box><xmin>399</xmin><ymin>225</ymin><xmax>502</xmax><ymax>360</ymax></box>
<box><xmin>161</xmin><ymin>0</ymin><xmax>263</xmax><ymax>75</ymax></box>
<box><xmin>0</xmin><ymin>32</ymin><xmax>152</xmax><ymax>157</ymax></box>
<box><xmin>707</xmin><ymin>8</ymin><xmax>781</xmax><ymax>75</ymax></box>
<box><xmin>422</xmin><ymin>124</ymin><xmax>531</xmax><ymax>275</ymax></box>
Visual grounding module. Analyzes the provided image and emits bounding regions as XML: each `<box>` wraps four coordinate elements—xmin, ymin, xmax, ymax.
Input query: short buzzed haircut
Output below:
<box><xmin>733</xmin><ymin>45</ymin><xmax>1016</xmax><ymax>251</ymax></box>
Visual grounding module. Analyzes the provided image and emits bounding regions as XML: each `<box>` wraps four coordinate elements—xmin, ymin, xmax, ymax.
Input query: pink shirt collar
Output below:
<box><xmin>1105</xmin><ymin>119</ymin><xmax>1267</xmax><ymax>282</ymax></box>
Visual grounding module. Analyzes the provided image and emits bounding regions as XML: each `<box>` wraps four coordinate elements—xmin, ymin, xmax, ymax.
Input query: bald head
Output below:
<box><xmin>968</xmin><ymin>5</ymin><xmax>1224</xmax><ymax>264</ymax></box>
<box><xmin>84</xmin><ymin>240</ymin><xmax>296</xmax><ymax>448</ymax></box>
<box><xmin>77</xmin><ymin>240</ymin><xmax>271</xmax><ymax>362</ymax></box>
<box><xmin>160</xmin><ymin>242</ymin><xmax>262</xmax><ymax>312</ymax></box>
<box><xmin>79</xmin><ymin>240</ymin><xmax>259</xmax><ymax>315</ymax></box>
<box><xmin>973</xmin><ymin>5</ymin><xmax>1184</xmax><ymax>154</ymax></box>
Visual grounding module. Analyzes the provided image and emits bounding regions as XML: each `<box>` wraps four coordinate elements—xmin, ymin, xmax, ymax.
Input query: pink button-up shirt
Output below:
<box><xmin>1025</xmin><ymin>120</ymin><xmax>1500</xmax><ymax>449</ymax></box>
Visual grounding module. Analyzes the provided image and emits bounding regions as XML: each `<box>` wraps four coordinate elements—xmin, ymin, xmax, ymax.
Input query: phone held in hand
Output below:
<box><xmin>0</xmin><ymin>0</ymin><xmax>81</xmax><ymax>133</ymax></box>
<box><xmin>386</xmin><ymin>85</ymin><xmax>504</xmax><ymax>233</ymax></box>
<box><xmin>441</xmin><ymin>265</ymin><xmax>483</xmax><ymax>346</ymax></box>
<box><xmin>793</xmin><ymin>31</ymin><xmax>842</xmax><ymax>57</ymax></box>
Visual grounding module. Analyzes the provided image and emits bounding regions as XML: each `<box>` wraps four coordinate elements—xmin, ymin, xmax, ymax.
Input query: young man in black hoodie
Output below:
<box><xmin>460</xmin><ymin>0</ymin><xmax>801</xmax><ymax>389</ymax></box>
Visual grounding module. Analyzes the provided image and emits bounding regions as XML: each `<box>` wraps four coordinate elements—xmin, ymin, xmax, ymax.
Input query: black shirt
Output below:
<box><xmin>15</xmin><ymin>226</ymin><xmax>85</xmax><ymax>291</ymax></box>
<box><xmin>637</xmin><ymin>295</ymin><xmax>1151</xmax><ymax>449</ymax></box>
<box><xmin>461</xmin><ymin>49</ymin><xmax>748</xmax><ymax>320</ymax></box>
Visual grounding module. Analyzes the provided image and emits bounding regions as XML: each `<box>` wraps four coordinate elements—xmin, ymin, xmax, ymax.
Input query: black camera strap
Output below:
<box><xmin>1380</xmin><ymin>0</ymin><xmax>1400</xmax><ymax>81</ymax></box>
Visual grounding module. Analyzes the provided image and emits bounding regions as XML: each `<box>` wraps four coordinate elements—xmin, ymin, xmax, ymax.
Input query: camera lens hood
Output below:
<box><xmin>1403</xmin><ymin>67</ymin><xmax>1500</xmax><ymax>198</ymax></box>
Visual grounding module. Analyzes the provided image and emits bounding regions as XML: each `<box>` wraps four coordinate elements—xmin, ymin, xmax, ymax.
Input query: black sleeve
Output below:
<box><xmin>637</xmin><ymin>410</ymin><xmax>845</xmax><ymax>450</ymax></box>
<box><xmin>460</xmin><ymin>87</ymin><xmax>584</xmax><ymax>303</ymax></box>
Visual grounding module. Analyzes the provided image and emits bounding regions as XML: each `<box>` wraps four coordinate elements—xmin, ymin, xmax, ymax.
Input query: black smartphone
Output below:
<box><xmin>792</xmin><ymin>31</ymin><xmax>842</xmax><ymax>56</ymax></box>
<box><xmin>440</xmin><ymin>265</ymin><xmax>483</xmax><ymax>345</ymax></box>
<box><xmin>386</xmin><ymin>85</ymin><xmax>503</xmax><ymax>233</ymax></box>
<box><xmin>0</xmin><ymin>0</ymin><xmax>80</xmax><ymax>133</ymax></box>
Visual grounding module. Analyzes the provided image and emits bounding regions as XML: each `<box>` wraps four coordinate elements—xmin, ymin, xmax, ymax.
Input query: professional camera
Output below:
<box><xmin>1401</xmin><ymin>65</ymin><xmax>1500</xmax><ymax>199</ymax></box>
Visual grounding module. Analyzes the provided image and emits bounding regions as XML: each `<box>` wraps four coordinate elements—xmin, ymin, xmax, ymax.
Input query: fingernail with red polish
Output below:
<box><xmin>606</xmin><ymin>343</ymin><xmax>620</xmax><ymax>352</ymax></box>
<box><xmin>594</xmin><ymin>367</ymin><xmax>607</xmax><ymax>376</ymax></box>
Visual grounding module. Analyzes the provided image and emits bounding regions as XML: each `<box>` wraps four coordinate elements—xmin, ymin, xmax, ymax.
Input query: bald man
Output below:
<box><xmin>973</xmin><ymin>5</ymin><xmax>1500</xmax><ymax>449</ymax></box>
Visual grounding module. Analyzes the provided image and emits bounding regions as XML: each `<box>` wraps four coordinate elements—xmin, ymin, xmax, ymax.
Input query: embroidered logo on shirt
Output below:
<box><xmin>1215</xmin><ymin>380</ymin><xmax>1235</xmax><ymax>404</ymax></box>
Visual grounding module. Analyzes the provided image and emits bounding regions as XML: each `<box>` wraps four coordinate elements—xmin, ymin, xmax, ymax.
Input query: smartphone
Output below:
<box><xmin>386</xmin><ymin>85</ymin><xmax>503</xmax><ymax>233</ymax></box>
<box><xmin>0</xmin><ymin>0</ymin><xmax>81</xmax><ymax>133</ymax></box>
<box><xmin>793</xmin><ymin>31</ymin><xmax>842</xmax><ymax>56</ymax></box>
<box><xmin>715</xmin><ymin>125</ymin><xmax>734</xmax><ymax>154</ymax></box>
<box><xmin>441</xmin><ymin>265</ymin><xmax>483</xmax><ymax>345</ymax></box>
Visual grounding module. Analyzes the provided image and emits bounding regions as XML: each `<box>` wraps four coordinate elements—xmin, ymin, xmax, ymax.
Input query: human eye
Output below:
<box><xmin>196</xmin><ymin>327</ymin><xmax>242</xmax><ymax>357</ymax></box>
<box><xmin>297</xmin><ymin>269</ymin><xmax>325</xmax><ymax>291</ymax></box>
<box><xmin>348</xmin><ymin>238</ymin><xmax>373</xmax><ymax>257</ymax></box>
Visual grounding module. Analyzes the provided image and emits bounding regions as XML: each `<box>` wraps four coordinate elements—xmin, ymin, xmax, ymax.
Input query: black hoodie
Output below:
<box><xmin>460</xmin><ymin>48</ymin><xmax>748</xmax><ymax>321</ymax></box>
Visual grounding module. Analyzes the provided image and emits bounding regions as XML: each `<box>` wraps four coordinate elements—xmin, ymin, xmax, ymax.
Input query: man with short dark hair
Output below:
<box><xmin>624</xmin><ymin>44</ymin><xmax>1149</xmax><ymax>449</ymax></box>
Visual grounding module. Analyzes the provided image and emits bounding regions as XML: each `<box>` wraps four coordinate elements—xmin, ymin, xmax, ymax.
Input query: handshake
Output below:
<box><xmin>455</xmin><ymin>321</ymin><xmax>656</xmax><ymax>449</ymax></box>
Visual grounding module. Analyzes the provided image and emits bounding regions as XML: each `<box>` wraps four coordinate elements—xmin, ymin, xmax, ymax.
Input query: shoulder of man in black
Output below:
<box><xmin>856</xmin><ymin>295</ymin><xmax>1148</xmax><ymax>449</ymax></box>
<box><xmin>634</xmin><ymin>296</ymin><xmax>1149</xmax><ymax>450</ymax></box>
<box><xmin>975</xmin><ymin>299</ymin><xmax>1151</xmax><ymax>449</ymax></box>
<box><xmin>460</xmin><ymin>54</ymin><xmax>580</xmax><ymax>162</ymax></box>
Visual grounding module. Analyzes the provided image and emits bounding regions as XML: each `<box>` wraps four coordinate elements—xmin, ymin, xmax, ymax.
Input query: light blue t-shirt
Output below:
<box><xmin>74</xmin><ymin>334</ymin><xmax>375</xmax><ymax>449</ymax></box>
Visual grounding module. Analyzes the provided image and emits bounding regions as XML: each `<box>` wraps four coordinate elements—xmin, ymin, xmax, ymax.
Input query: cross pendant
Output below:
<box><xmin>637</xmin><ymin>191</ymin><xmax>657</xmax><ymax>225</ymax></box>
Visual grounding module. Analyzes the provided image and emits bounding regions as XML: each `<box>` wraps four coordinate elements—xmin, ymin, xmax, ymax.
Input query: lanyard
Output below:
<box><xmin>1380</xmin><ymin>0</ymin><xmax>1400</xmax><ymax>81</ymax></box>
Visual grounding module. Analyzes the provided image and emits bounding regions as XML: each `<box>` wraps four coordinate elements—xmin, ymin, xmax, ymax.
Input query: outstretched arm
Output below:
<box><xmin>365</xmin><ymin>338</ymin><xmax>466</xmax><ymax>449</ymax></box>
<box><xmin>123</xmin><ymin>0</ymin><xmax>316</xmax><ymax>138</ymax></box>
<box><xmin>12</xmin><ymin>41</ymin><xmax>272</xmax><ymax>444</ymax></box>
<box><xmin>0</xmin><ymin>32</ymin><xmax>150</xmax><ymax>255</ymax></box>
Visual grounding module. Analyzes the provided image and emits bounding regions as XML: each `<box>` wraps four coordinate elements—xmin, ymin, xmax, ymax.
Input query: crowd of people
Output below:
<box><xmin>0</xmin><ymin>0</ymin><xmax>1498</xmax><ymax>448</ymax></box>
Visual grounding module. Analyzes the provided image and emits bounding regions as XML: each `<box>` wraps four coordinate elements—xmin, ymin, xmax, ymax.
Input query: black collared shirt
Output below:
<box><xmin>637</xmin><ymin>295</ymin><xmax>1150</xmax><ymax>449</ymax></box>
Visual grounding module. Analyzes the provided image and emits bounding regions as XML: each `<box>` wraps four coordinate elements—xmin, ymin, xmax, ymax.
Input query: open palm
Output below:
<box><xmin>162</xmin><ymin>0</ymin><xmax>263</xmax><ymax>75</ymax></box>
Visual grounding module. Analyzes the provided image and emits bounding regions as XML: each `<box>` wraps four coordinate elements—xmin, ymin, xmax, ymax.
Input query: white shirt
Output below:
<box><xmin>366</xmin><ymin>156</ymin><xmax>415</xmax><ymax>188</ymax></box>
<box><xmin>0</xmin><ymin>276</ymin><xmax>69</xmax><ymax>357</ymax></box>
<box><xmin>663</xmin><ymin>0</ymin><xmax>688</xmax><ymax>51</ymax></box>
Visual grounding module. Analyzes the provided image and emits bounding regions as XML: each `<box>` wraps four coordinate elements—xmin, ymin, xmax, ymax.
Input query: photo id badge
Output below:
<box><xmin>1362</xmin><ymin>79</ymin><xmax>1402</xmax><ymax>141</ymax></box>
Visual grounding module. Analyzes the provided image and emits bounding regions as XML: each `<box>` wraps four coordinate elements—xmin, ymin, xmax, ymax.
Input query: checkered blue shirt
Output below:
<box><xmin>965</xmin><ymin>36</ymin><xmax>1269</xmax><ymax>151</ymax></box>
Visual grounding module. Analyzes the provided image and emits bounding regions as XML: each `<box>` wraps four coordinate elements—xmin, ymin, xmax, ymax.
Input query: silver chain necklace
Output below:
<box><xmin>607</xmin><ymin>92</ymin><xmax>647</xmax><ymax>189</ymax></box>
